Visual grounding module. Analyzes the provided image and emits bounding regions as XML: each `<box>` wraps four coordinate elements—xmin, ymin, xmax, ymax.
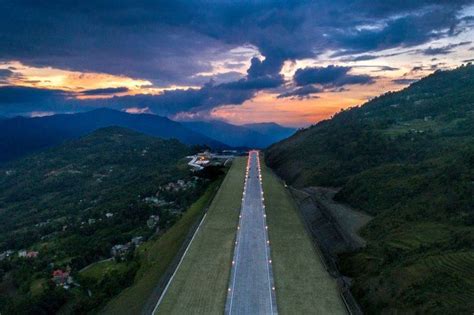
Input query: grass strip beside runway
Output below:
<box><xmin>156</xmin><ymin>157</ymin><xmax>246</xmax><ymax>314</ymax></box>
<box><xmin>261</xmin><ymin>161</ymin><xmax>346</xmax><ymax>314</ymax></box>
<box><xmin>101</xmin><ymin>177</ymin><xmax>223</xmax><ymax>315</ymax></box>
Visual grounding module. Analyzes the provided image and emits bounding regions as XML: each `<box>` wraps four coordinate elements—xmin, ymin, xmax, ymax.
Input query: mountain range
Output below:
<box><xmin>0</xmin><ymin>109</ymin><xmax>223</xmax><ymax>163</ymax></box>
<box><xmin>182</xmin><ymin>120</ymin><xmax>295</xmax><ymax>148</ymax></box>
<box><xmin>0</xmin><ymin>109</ymin><xmax>295</xmax><ymax>163</ymax></box>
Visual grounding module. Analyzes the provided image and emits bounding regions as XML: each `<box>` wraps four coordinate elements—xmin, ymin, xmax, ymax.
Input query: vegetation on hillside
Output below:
<box><xmin>0</xmin><ymin>127</ymin><xmax>220</xmax><ymax>314</ymax></box>
<box><xmin>266</xmin><ymin>64</ymin><xmax>474</xmax><ymax>313</ymax></box>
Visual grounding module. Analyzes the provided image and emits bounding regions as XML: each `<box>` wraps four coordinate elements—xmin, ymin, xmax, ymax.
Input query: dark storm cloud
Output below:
<box><xmin>277</xmin><ymin>85</ymin><xmax>322</xmax><ymax>99</ymax></box>
<box><xmin>0</xmin><ymin>1</ymin><xmax>471</xmax><ymax>83</ymax></box>
<box><xmin>81</xmin><ymin>87</ymin><xmax>129</xmax><ymax>95</ymax></box>
<box><xmin>0</xmin><ymin>86</ymin><xmax>80</xmax><ymax>116</ymax></box>
<box><xmin>294</xmin><ymin>65</ymin><xmax>374</xmax><ymax>87</ymax></box>
<box><xmin>0</xmin><ymin>86</ymin><xmax>69</xmax><ymax>104</ymax></box>
<box><xmin>0</xmin><ymin>72</ymin><xmax>270</xmax><ymax>117</ymax></box>
<box><xmin>331</xmin><ymin>5</ymin><xmax>472</xmax><ymax>56</ymax></box>
<box><xmin>0</xmin><ymin>0</ymin><xmax>472</xmax><ymax>116</ymax></box>
<box><xmin>0</xmin><ymin>81</ymin><xmax>258</xmax><ymax>117</ymax></box>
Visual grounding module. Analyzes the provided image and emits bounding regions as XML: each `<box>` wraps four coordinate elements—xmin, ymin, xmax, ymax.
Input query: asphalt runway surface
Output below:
<box><xmin>225</xmin><ymin>150</ymin><xmax>278</xmax><ymax>315</ymax></box>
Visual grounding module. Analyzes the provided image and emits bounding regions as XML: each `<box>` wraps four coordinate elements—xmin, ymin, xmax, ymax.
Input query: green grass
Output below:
<box><xmin>156</xmin><ymin>158</ymin><xmax>246</xmax><ymax>314</ymax></box>
<box><xmin>261</xmin><ymin>161</ymin><xmax>346</xmax><ymax>314</ymax></box>
<box><xmin>30</xmin><ymin>278</ymin><xmax>47</xmax><ymax>297</ymax></box>
<box><xmin>79</xmin><ymin>259</ymin><xmax>126</xmax><ymax>280</ymax></box>
<box><xmin>101</xmin><ymin>176</ymin><xmax>224</xmax><ymax>315</ymax></box>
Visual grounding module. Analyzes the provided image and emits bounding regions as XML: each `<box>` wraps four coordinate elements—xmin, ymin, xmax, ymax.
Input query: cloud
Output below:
<box><xmin>277</xmin><ymin>85</ymin><xmax>322</xmax><ymax>99</ymax></box>
<box><xmin>294</xmin><ymin>65</ymin><xmax>374</xmax><ymax>87</ymax></box>
<box><xmin>80</xmin><ymin>80</ymin><xmax>258</xmax><ymax>116</ymax></box>
<box><xmin>0</xmin><ymin>69</ymin><xmax>14</xmax><ymax>84</ymax></box>
<box><xmin>421</xmin><ymin>41</ymin><xmax>472</xmax><ymax>55</ymax></box>
<box><xmin>0</xmin><ymin>1</ymin><xmax>470</xmax><ymax>85</ymax></box>
<box><xmin>80</xmin><ymin>87</ymin><xmax>129</xmax><ymax>95</ymax></box>
<box><xmin>374</xmin><ymin>66</ymin><xmax>400</xmax><ymax>72</ymax></box>
<box><xmin>0</xmin><ymin>69</ymin><xmax>13</xmax><ymax>78</ymax></box>
<box><xmin>0</xmin><ymin>86</ymin><xmax>68</xmax><ymax>104</ymax></box>
<box><xmin>392</xmin><ymin>78</ymin><xmax>418</xmax><ymax>85</ymax></box>
<box><xmin>191</xmin><ymin>71</ymin><xmax>244</xmax><ymax>85</ymax></box>
<box><xmin>0</xmin><ymin>1</ymin><xmax>472</xmax><ymax>117</ymax></box>
<box><xmin>0</xmin><ymin>86</ymin><xmax>78</xmax><ymax>116</ymax></box>
<box><xmin>123</xmin><ymin>107</ymin><xmax>152</xmax><ymax>114</ymax></box>
<box><xmin>0</xmin><ymin>70</ymin><xmax>278</xmax><ymax>117</ymax></box>
<box><xmin>331</xmin><ymin>6</ymin><xmax>470</xmax><ymax>56</ymax></box>
<box><xmin>341</xmin><ymin>54</ymin><xmax>380</xmax><ymax>62</ymax></box>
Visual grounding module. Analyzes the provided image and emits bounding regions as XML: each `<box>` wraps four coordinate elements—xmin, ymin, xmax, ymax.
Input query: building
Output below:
<box><xmin>26</xmin><ymin>251</ymin><xmax>39</xmax><ymax>258</ymax></box>
<box><xmin>147</xmin><ymin>215</ymin><xmax>160</xmax><ymax>229</ymax></box>
<box><xmin>52</xmin><ymin>269</ymin><xmax>73</xmax><ymax>287</ymax></box>
<box><xmin>111</xmin><ymin>244</ymin><xmax>131</xmax><ymax>258</ymax></box>
<box><xmin>131</xmin><ymin>236</ymin><xmax>144</xmax><ymax>246</ymax></box>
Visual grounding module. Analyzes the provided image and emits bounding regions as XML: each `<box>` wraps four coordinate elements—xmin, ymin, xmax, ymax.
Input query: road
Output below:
<box><xmin>225</xmin><ymin>150</ymin><xmax>278</xmax><ymax>315</ymax></box>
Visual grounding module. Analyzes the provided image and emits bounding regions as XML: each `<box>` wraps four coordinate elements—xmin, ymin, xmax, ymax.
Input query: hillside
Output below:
<box><xmin>0</xmin><ymin>127</ymin><xmax>216</xmax><ymax>314</ymax></box>
<box><xmin>181</xmin><ymin>120</ymin><xmax>295</xmax><ymax>148</ymax></box>
<box><xmin>266</xmin><ymin>64</ymin><xmax>474</xmax><ymax>313</ymax></box>
<box><xmin>0</xmin><ymin>108</ymin><xmax>224</xmax><ymax>163</ymax></box>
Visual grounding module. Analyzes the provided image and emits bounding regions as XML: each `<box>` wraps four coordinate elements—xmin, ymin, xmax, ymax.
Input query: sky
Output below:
<box><xmin>0</xmin><ymin>1</ymin><xmax>473</xmax><ymax>127</ymax></box>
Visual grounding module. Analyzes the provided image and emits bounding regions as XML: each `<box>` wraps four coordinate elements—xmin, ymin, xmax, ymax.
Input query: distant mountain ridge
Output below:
<box><xmin>0</xmin><ymin>108</ymin><xmax>225</xmax><ymax>163</ymax></box>
<box><xmin>181</xmin><ymin>120</ymin><xmax>295</xmax><ymax>148</ymax></box>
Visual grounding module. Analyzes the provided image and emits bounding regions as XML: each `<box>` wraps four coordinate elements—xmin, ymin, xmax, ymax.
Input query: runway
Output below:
<box><xmin>225</xmin><ymin>150</ymin><xmax>278</xmax><ymax>315</ymax></box>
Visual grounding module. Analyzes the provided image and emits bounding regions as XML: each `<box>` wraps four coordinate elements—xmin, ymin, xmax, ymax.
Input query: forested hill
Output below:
<box><xmin>265</xmin><ymin>64</ymin><xmax>474</xmax><ymax>313</ymax></box>
<box><xmin>0</xmin><ymin>127</ymin><xmax>214</xmax><ymax>313</ymax></box>
<box><xmin>266</xmin><ymin>64</ymin><xmax>474</xmax><ymax>189</ymax></box>
<box><xmin>0</xmin><ymin>126</ymin><xmax>191</xmax><ymax>253</ymax></box>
